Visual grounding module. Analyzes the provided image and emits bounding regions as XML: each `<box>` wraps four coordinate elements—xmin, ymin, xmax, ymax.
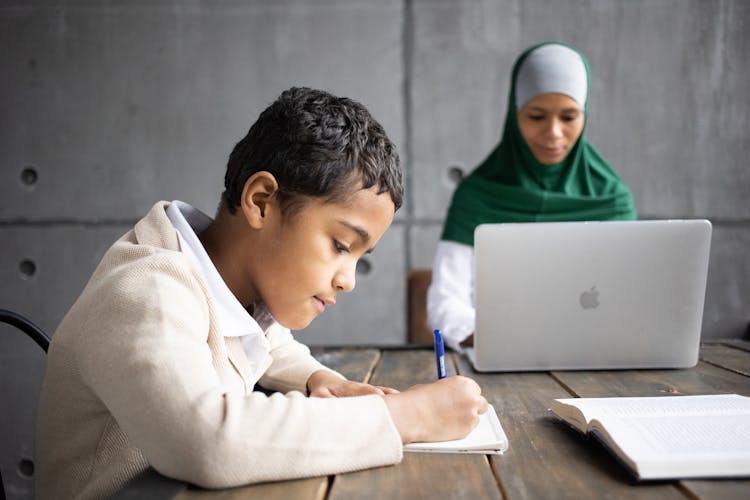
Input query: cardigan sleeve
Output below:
<box><xmin>426</xmin><ymin>240</ymin><xmax>476</xmax><ymax>352</ymax></box>
<box><xmin>76</xmin><ymin>251</ymin><xmax>402</xmax><ymax>488</ymax></box>
<box><xmin>259</xmin><ymin>324</ymin><xmax>344</xmax><ymax>394</ymax></box>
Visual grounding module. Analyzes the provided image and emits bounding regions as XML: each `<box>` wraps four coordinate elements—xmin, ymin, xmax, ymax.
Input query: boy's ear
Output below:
<box><xmin>240</xmin><ymin>171</ymin><xmax>279</xmax><ymax>229</ymax></box>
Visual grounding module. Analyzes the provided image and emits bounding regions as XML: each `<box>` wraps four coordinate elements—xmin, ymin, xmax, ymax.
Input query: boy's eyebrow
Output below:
<box><xmin>337</xmin><ymin>219</ymin><xmax>374</xmax><ymax>251</ymax></box>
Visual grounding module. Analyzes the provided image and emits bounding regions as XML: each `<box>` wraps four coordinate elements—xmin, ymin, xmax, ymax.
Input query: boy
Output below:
<box><xmin>35</xmin><ymin>87</ymin><xmax>487</xmax><ymax>499</ymax></box>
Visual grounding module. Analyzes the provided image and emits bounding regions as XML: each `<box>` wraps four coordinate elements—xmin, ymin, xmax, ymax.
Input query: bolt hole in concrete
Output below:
<box><xmin>19</xmin><ymin>259</ymin><xmax>37</xmax><ymax>279</ymax></box>
<box><xmin>18</xmin><ymin>458</ymin><xmax>34</xmax><ymax>478</ymax></box>
<box><xmin>356</xmin><ymin>258</ymin><xmax>372</xmax><ymax>276</ymax></box>
<box><xmin>20</xmin><ymin>166</ymin><xmax>38</xmax><ymax>188</ymax></box>
<box><xmin>446</xmin><ymin>164</ymin><xmax>466</xmax><ymax>186</ymax></box>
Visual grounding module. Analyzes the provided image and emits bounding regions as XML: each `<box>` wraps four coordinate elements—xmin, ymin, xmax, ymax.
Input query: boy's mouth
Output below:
<box><xmin>313</xmin><ymin>296</ymin><xmax>335</xmax><ymax>313</ymax></box>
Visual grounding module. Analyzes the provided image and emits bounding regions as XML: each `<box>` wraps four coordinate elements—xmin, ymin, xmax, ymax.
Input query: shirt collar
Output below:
<box><xmin>165</xmin><ymin>200</ymin><xmax>272</xmax><ymax>337</ymax></box>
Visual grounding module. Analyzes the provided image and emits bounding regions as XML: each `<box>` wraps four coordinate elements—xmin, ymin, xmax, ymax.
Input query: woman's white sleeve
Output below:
<box><xmin>426</xmin><ymin>240</ymin><xmax>475</xmax><ymax>352</ymax></box>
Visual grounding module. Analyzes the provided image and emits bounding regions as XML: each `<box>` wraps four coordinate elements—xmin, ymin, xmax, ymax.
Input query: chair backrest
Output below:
<box><xmin>0</xmin><ymin>309</ymin><xmax>51</xmax><ymax>500</ymax></box>
<box><xmin>407</xmin><ymin>269</ymin><xmax>433</xmax><ymax>345</ymax></box>
<box><xmin>0</xmin><ymin>310</ymin><xmax>50</xmax><ymax>353</ymax></box>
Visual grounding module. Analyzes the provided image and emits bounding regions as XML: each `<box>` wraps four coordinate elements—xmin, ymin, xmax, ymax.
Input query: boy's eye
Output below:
<box><xmin>529</xmin><ymin>115</ymin><xmax>545</xmax><ymax>121</ymax></box>
<box><xmin>561</xmin><ymin>114</ymin><xmax>578</xmax><ymax>122</ymax></box>
<box><xmin>334</xmin><ymin>240</ymin><xmax>350</xmax><ymax>254</ymax></box>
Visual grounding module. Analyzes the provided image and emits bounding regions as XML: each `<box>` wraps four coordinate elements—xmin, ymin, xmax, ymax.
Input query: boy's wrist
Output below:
<box><xmin>383</xmin><ymin>392</ymin><xmax>422</xmax><ymax>444</ymax></box>
<box><xmin>306</xmin><ymin>369</ymin><xmax>343</xmax><ymax>395</ymax></box>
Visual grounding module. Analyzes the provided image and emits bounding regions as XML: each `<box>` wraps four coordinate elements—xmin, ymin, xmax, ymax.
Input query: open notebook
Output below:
<box><xmin>404</xmin><ymin>404</ymin><xmax>508</xmax><ymax>454</ymax></box>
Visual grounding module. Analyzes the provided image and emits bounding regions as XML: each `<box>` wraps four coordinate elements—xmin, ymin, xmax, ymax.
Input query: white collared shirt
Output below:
<box><xmin>165</xmin><ymin>200</ymin><xmax>271</xmax><ymax>379</ymax></box>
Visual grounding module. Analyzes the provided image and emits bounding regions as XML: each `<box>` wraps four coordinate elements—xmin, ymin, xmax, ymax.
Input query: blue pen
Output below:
<box><xmin>433</xmin><ymin>329</ymin><xmax>447</xmax><ymax>379</ymax></box>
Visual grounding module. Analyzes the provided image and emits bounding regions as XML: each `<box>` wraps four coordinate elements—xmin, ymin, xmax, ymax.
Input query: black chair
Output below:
<box><xmin>0</xmin><ymin>309</ymin><xmax>51</xmax><ymax>500</ymax></box>
<box><xmin>0</xmin><ymin>309</ymin><xmax>50</xmax><ymax>353</ymax></box>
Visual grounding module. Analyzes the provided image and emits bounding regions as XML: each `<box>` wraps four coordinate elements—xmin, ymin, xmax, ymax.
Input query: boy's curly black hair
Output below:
<box><xmin>222</xmin><ymin>87</ymin><xmax>403</xmax><ymax>218</ymax></box>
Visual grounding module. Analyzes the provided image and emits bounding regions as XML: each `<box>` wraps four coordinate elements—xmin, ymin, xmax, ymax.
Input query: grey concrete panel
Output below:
<box><xmin>0</xmin><ymin>327</ymin><xmax>46</xmax><ymax>500</ymax></box>
<box><xmin>582</xmin><ymin>0</ymin><xmax>750</xmax><ymax>219</ymax></box>
<box><xmin>409</xmin><ymin>222</ymin><xmax>443</xmax><ymax>270</ymax></box>
<box><xmin>702</xmin><ymin>225</ymin><xmax>750</xmax><ymax>339</ymax></box>
<box><xmin>0</xmin><ymin>225</ymin><xmax>127</xmax><ymax>500</ymax></box>
<box><xmin>411</xmin><ymin>0</ymin><xmax>750</xmax><ymax>220</ymax></box>
<box><xmin>410</xmin><ymin>0</ymin><xmax>515</xmax><ymax>219</ymax></box>
<box><xmin>294</xmin><ymin>223</ymin><xmax>406</xmax><ymax>346</ymax></box>
<box><xmin>0</xmin><ymin>0</ymin><xmax>404</xmax><ymax>220</ymax></box>
<box><xmin>0</xmin><ymin>225</ymin><xmax>131</xmax><ymax>334</ymax></box>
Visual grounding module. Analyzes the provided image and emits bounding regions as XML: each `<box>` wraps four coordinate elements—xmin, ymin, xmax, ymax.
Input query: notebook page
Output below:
<box><xmin>404</xmin><ymin>404</ymin><xmax>508</xmax><ymax>454</ymax></box>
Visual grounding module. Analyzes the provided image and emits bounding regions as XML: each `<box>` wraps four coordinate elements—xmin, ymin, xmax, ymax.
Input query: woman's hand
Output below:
<box><xmin>306</xmin><ymin>369</ymin><xmax>399</xmax><ymax>398</ymax></box>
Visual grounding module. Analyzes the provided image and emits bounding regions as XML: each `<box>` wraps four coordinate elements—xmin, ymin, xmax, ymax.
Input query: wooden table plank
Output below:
<box><xmin>678</xmin><ymin>479</ymin><xmax>750</xmax><ymax>500</ymax></box>
<box><xmin>328</xmin><ymin>348</ymin><xmax>503</xmax><ymax>500</ymax></box>
<box><xmin>699</xmin><ymin>343</ymin><xmax>750</xmax><ymax>376</ymax></box>
<box><xmin>111</xmin><ymin>467</ymin><xmax>188</xmax><ymax>499</ymax></box>
<box><xmin>720</xmin><ymin>338</ymin><xmax>750</xmax><ymax>353</ymax></box>
<box><xmin>455</xmin><ymin>354</ymin><xmax>684</xmax><ymax>500</ymax></box>
<box><xmin>550</xmin><ymin>350</ymin><xmax>750</xmax><ymax>499</ymax></box>
<box><xmin>175</xmin><ymin>477</ymin><xmax>327</xmax><ymax>500</ymax></box>
<box><xmin>551</xmin><ymin>360</ymin><xmax>750</xmax><ymax>399</ymax></box>
<box><xmin>328</xmin><ymin>454</ymin><xmax>501</xmax><ymax>500</ymax></box>
<box><xmin>371</xmin><ymin>348</ymin><xmax>457</xmax><ymax>388</ymax></box>
<box><xmin>116</xmin><ymin>347</ymin><xmax>750</xmax><ymax>499</ymax></box>
<box><xmin>310</xmin><ymin>347</ymin><xmax>381</xmax><ymax>382</ymax></box>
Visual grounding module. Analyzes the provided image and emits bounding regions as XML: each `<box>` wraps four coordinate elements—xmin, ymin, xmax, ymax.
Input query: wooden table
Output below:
<box><xmin>115</xmin><ymin>340</ymin><xmax>750</xmax><ymax>499</ymax></box>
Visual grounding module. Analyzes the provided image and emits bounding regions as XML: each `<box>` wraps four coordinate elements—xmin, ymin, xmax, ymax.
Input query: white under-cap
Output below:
<box><xmin>515</xmin><ymin>43</ymin><xmax>588</xmax><ymax>110</ymax></box>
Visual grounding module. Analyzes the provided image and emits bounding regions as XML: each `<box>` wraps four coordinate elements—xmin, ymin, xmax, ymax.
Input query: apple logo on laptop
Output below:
<box><xmin>579</xmin><ymin>286</ymin><xmax>600</xmax><ymax>309</ymax></box>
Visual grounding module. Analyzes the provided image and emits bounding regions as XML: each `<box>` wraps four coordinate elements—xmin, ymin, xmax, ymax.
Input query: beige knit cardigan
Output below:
<box><xmin>35</xmin><ymin>201</ymin><xmax>402</xmax><ymax>499</ymax></box>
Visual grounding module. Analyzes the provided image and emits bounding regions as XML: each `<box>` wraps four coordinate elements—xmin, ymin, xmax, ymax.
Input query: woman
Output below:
<box><xmin>427</xmin><ymin>41</ymin><xmax>637</xmax><ymax>351</ymax></box>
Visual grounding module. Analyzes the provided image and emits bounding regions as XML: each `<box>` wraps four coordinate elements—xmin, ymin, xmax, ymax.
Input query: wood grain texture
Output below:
<box><xmin>721</xmin><ymin>338</ymin><xmax>750</xmax><ymax>353</ymax></box>
<box><xmin>310</xmin><ymin>347</ymin><xmax>381</xmax><ymax>382</ymax></box>
<box><xmin>679</xmin><ymin>479</ymin><xmax>750</xmax><ymax>500</ymax></box>
<box><xmin>548</xmin><ymin>350</ymin><xmax>750</xmax><ymax>499</ymax></box>
<box><xmin>551</xmin><ymin>360</ymin><xmax>750</xmax><ymax>399</ymax></box>
<box><xmin>371</xmin><ymin>348</ymin><xmax>455</xmax><ymax>389</ymax></box>
<box><xmin>328</xmin><ymin>454</ymin><xmax>501</xmax><ymax>500</ymax></box>
<box><xmin>117</xmin><ymin>347</ymin><xmax>750</xmax><ymax>499</ymax></box>
<box><xmin>327</xmin><ymin>348</ymin><xmax>501</xmax><ymax>499</ymax></box>
<box><xmin>699</xmin><ymin>343</ymin><xmax>750</xmax><ymax>377</ymax></box>
<box><xmin>175</xmin><ymin>477</ymin><xmax>327</xmax><ymax>500</ymax></box>
<box><xmin>455</xmin><ymin>354</ymin><xmax>685</xmax><ymax>500</ymax></box>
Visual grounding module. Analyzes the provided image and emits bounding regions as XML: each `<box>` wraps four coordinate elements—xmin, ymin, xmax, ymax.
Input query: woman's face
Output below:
<box><xmin>517</xmin><ymin>93</ymin><xmax>585</xmax><ymax>165</ymax></box>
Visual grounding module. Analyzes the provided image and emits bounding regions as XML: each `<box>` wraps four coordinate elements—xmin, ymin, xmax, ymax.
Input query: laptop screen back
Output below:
<box><xmin>469</xmin><ymin>220</ymin><xmax>712</xmax><ymax>372</ymax></box>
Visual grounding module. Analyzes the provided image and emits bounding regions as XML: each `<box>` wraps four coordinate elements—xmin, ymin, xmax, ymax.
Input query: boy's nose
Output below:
<box><xmin>333</xmin><ymin>263</ymin><xmax>356</xmax><ymax>292</ymax></box>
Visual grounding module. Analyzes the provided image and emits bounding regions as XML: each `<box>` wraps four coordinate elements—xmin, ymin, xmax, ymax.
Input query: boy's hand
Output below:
<box><xmin>306</xmin><ymin>369</ymin><xmax>399</xmax><ymax>398</ymax></box>
<box><xmin>383</xmin><ymin>375</ymin><xmax>487</xmax><ymax>444</ymax></box>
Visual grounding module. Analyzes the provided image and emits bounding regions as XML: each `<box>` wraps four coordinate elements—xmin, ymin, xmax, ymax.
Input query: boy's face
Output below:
<box><xmin>250</xmin><ymin>186</ymin><xmax>396</xmax><ymax>331</ymax></box>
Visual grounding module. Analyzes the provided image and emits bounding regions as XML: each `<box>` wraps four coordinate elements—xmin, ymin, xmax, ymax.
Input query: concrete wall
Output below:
<box><xmin>1</xmin><ymin>1</ymin><xmax>748</xmax><ymax>497</ymax></box>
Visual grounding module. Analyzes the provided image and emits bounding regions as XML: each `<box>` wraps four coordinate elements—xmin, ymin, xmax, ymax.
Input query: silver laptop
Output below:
<box><xmin>466</xmin><ymin>220</ymin><xmax>712</xmax><ymax>372</ymax></box>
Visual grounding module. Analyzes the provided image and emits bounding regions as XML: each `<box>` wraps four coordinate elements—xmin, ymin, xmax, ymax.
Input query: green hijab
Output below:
<box><xmin>441</xmin><ymin>41</ymin><xmax>637</xmax><ymax>246</ymax></box>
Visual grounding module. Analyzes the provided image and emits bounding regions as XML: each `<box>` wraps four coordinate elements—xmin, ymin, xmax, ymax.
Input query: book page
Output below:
<box><xmin>554</xmin><ymin>394</ymin><xmax>750</xmax><ymax>429</ymax></box>
<box><xmin>591</xmin><ymin>414</ymin><xmax>750</xmax><ymax>479</ymax></box>
<box><xmin>551</xmin><ymin>394</ymin><xmax>750</xmax><ymax>479</ymax></box>
<box><xmin>595</xmin><ymin>414</ymin><xmax>750</xmax><ymax>456</ymax></box>
<box><xmin>404</xmin><ymin>404</ymin><xmax>508</xmax><ymax>454</ymax></box>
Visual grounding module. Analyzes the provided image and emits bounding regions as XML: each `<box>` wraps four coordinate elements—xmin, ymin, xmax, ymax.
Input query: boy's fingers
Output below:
<box><xmin>478</xmin><ymin>397</ymin><xmax>489</xmax><ymax>414</ymax></box>
<box><xmin>379</xmin><ymin>386</ymin><xmax>399</xmax><ymax>394</ymax></box>
<box><xmin>310</xmin><ymin>387</ymin><xmax>334</xmax><ymax>398</ymax></box>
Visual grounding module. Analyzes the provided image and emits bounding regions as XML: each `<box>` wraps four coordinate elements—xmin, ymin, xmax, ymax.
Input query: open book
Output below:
<box><xmin>404</xmin><ymin>404</ymin><xmax>508</xmax><ymax>454</ymax></box>
<box><xmin>550</xmin><ymin>394</ymin><xmax>750</xmax><ymax>480</ymax></box>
